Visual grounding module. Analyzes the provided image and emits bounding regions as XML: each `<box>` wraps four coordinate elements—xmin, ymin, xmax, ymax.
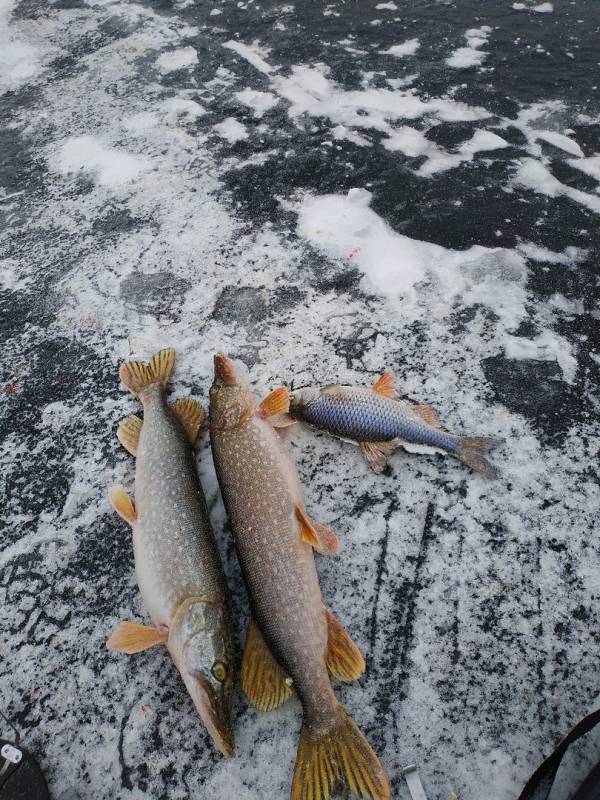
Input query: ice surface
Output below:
<box><xmin>1</xmin><ymin>2</ymin><xmax>600</xmax><ymax>800</ymax></box>
<box><xmin>234</xmin><ymin>88</ymin><xmax>279</xmax><ymax>117</ymax></box>
<box><xmin>381</xmin><ymin>39</ymin><xmax>420</xmax><ymax>58</ymax></box>
<box><xmin>212</xmin><ymin>117</ymin><xmax>250</xmax><ymax>143</ymax></box>
<box><xmin>515</xmin><ymin>158</ymin><xmax>600</xmax><ymax>213</ymax></box>
<box><xmin>223</xmin><ymin>39</ymin><xmax>276</xmax><ymax>74</ymax></box>
<box><xmin>156</xmin><ymin>46</ymin><xmax>198</xmax><ymax>73</ymax></box>
<box><xmin>51</xmin><ymin>136</ymin><xmax>151</xmax><ymax>187</ymax></box>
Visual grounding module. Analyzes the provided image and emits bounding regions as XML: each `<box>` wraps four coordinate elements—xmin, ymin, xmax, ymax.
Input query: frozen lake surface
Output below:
<box><xmin>1</xmin><ymin>0</ymin><xmax>599</xmax><ymax>798</ymax></box>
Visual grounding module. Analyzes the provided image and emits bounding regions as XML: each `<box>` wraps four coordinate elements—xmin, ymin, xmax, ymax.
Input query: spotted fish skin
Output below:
<box><xmin>109</xmin><ymin>350</ymin><xmax>235</xmax><ymax>756</ymax></box>
<box><xmin>133</xmin><ymin>384</ymin><xmax>227</xmax><ymax>625</ymax></box>
<box><xmin>209</xmin><ymin>354</ymin><xmax>390</xmax><ymax>800</ymax></box>
<box><xmin>291</xmin><ymin>385</ymin><xmax>459</xmax><ymax>451</ymax></box>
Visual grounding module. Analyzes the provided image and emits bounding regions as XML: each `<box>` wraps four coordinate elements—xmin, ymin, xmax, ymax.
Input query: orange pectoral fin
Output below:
<box><xmin>372</xmin><ymin>370</ymin><xmax>397</xmax><ymax>399</ymax></box>
<box><xmin>107</xmin><ymin>621</ymin><xmax>168</xmax><ymax>654</ymax></box>
<box><xmin>359</xmin><ymin>441</ymin><xmax>398</xmax><ymax>474</ymax></box>
<box><xmin>108</xmin><ymin>486</ymin><xmax>137</xmax><ymax>524</ymax></box>
<box><xmin>259</xmin><ymin>387</ymin><xmax>290</xmax><ymax>419</ymax></box>
<box><xmin>295</xmin><ymin>505</ymin><xmax>339</xmax><ymax>555</ymax></box>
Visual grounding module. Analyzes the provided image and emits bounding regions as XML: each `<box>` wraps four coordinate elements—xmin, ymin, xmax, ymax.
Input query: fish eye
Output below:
<box><xmin>211</xmin><ymin>661</ymin><xmax>228</xmax><ymax>682</ymax></box>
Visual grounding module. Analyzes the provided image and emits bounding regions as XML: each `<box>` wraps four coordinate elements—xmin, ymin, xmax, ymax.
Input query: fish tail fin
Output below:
<box><xmin>456</xmin><ymin>435</ymin><xmax>501</xmax><ymax>479</ymax></box>
<box><xmin>119</xmin><ymin>348</ymin><xmax>175</xmax><ymax>399</ymax></box>
<box><xmin>292</xmin><ymin>705</ymin><xmax>390</xmax><ymax>800</ymax></box>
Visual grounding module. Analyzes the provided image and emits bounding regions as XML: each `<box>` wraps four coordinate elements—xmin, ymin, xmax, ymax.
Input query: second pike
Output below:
<box><xmin>210</xmin><ymin>354</ymin><xmax>389</xmax><ymax>800</ymax></box>
<box><xmin>280</xmin><ymin>371</ymin><xmax>500</xmax><ymax>478</ymax></box>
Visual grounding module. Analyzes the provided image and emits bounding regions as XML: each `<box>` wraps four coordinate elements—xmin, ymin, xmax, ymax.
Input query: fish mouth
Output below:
<box><xmin>187</xmin><ymin>671</ymin><xmax>234</xmax><ymax>757</ymax></box>
<box><xmin>213</xmin><ymin>353</ymin><xmax>238</xmax><ymax>387</ymax></box>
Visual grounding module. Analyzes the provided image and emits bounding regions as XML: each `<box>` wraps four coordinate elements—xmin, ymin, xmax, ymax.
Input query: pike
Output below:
<box><xmin>107</xmin><ymin>349</ymin><xmax>235</xmax><ymax>756</ymax></box>
<box><xmin>279</xmin><ymin>371</ymin><xmax>500</xmax><ymax>478</ymax></box>
<box><xmin>209</xmin><ymin>353</ymin><xmax>389</xmax><ymax>800</ymax></box>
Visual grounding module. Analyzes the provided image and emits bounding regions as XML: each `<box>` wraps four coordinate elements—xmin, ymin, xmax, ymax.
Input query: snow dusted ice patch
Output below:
<box><xmin>514</xmin><ymin>158</ymin><xmax>600</xmax><ymax>213</ymax></box>
<box><xmin>504</xmin><ymin>331</ymin><xmax>577</xmax><ymax>383</ymax></box>
<box><xmin>156</xmin><ymin>46</ymin><xmax>198</xmax><ymax>73</ymax></box>
<box><xmin>446</xmin><ymin>25</ymin><xmax>492</xmax><ymax>69</ymax></box>
<box><xmin>51</xmin><ymin>135</ymin><xmax>151</xmax><ymax>187</ymax></box>
<box><xmin>297</xmin><ymin>187</ymin><xmax>528</xmax><ymax>326</ymax></box>
<box><xmin>381</xmin><ymin>38</ymin><xmax>420</xmax><ymax>58</ymax></box>
<box><xmin>0</xmin><ymin>0</ymin><xmax>43</xmax><ymax>94</ymax></box>
<box><xmin>384</xmin><ymin>126</ymin><xmax>508</xmax><ymax>176</ymax></box>
<box><xmin>213</xmin><ymin>117</ymin><xmax>249</xmax><ymax>143</ymax></box>
<box><xmin>223</xmin><ymin>39</ymin><xmax>276</xmax><ymax>74</ymax></box>
<box><xmin>234</xmin><ymin>88</ymin><xmax>279</xmax><ymax>117</ymax></box>
<box><xmin>273</xmin><ymin>64</ymin><xmax>490</xmax><ymax>134</ymax></box>
<box><xmin>534</xmin><ymin>130</ymin><xmax>584</xmax><ymax>157</ymax></box>
<box><xmin>569</xmin><ymin>154</ymin><xmax>600</xmax><ymax>184</ymax></box>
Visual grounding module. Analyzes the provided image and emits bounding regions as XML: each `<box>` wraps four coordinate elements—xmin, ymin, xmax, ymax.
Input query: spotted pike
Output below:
<box><xmin>209</xmin><ymin>353</ymin><xmax>389</xmax><ymax>800</ymax></box>
<box><xmin>282</xmin><ymin>371</ymin><xmax>500</xmax><ymax>478</ymax></box>
<box><xmin>107</xmin><ymin>349</ymin><xmax>234</xmax><ymax>756</ymax></box>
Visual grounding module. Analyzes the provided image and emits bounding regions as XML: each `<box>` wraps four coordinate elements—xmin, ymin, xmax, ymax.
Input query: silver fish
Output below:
<box><xmin>284</xmin><ymin>371</ymin><xmax>500</xmax><ymax>477</ymax></box>
<box><xmin>107</xmin><ymin>348</ymin><xmax>235</xmax><ymax>756</ymax></box>
<box><xmin>209</xmin><ymin>353</ymin><xmax>389</xmax><ymax>800</ymax></box>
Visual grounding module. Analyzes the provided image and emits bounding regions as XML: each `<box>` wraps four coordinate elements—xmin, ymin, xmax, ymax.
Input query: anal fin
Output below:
<box><xmin>108</xmin><ymin>486</ymin><xmax>137</xmax><ymax>524</ymax></box>
<box><xmin>171</xmin><ymin>398</ymin><xmax>204</xmax><ymax>444</ymax></box>
<box><xmin>107</xmin><ymin>621</ymin><xmax>168</xmax><ymax>654</ymax></box>
<box><xmin>359</xmin><ymin>440</ymin><xmax>399</xmax><ymax>474</ymax></box>
<box><xmin>241</xmin><ymin>618</ymin><xmax>293</xmax><ymax>711</ymax></box>
<box><xmin>295</xmin><ymin>505</ymin><xmax>339</xmax><ymax>555</ymax></box>
<box><xmin>325</xmin><ymin>609</ymin><xmax>365</xmax><ymax>682</ymax></box>
<box><xmin>413</xmin><ymin>403</ymin><xmax>440</xmax><ymax>428</ymax></box>
<box><xmin>117</xmin><ymin>415</ymin><xmax>142</xmax><ymax>456</ymax></box>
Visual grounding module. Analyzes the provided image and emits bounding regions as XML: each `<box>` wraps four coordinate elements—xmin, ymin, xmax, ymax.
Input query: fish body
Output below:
<box><xmin>287</xmin><ymin>372</ymin><xmax>500</xmax><ymax>478</ymax></box>
<box><xmin>209</xmin><ymin>354</ymin><xmax>389</xmax><ymax>800</ymax></box>
<box><xmin>108</xmin><ymin>349</ymin><xmax>234</xmax><ymax>756</ymax></box>
<box><xmin>292</xmin><ymin>385</ymin><xmax>459</xmax><ymax>451</ymax></box>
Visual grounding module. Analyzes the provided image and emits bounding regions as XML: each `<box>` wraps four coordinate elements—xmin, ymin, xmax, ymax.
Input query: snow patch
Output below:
<box><xmin>504</xmin><ymin>331</ymin><xmax>576</xmax><ymax>382</ymax></box>
<box><xmin>446</xmin><ymin>25</ymin><xmax>492</xmax><ymax>70</ymax></box>
<box><xmin>51</xmin><ymin>135</ymin><xmax>151</xmax><ymax>187</ymax></box>
<box><xmin>534</xmin><ymin>130</ymin><xmax>584</xmax><ymax>157</ymax></box>
<box><xmin>0</xmin><ymin>0</ymin><xmax>43</xmax><ymax>95</ymax></box>
<box><xmin>514</xmin><ymin>158</ymin><xmax>600</xmax><ymax>213</ymax></box>
<box><xmin>156</xmin><ymin>46</ymin><xmax>198</xmax><ymax>73</ymax></box>
<box><xmin>234</xmin><ymin>88</ymin><xmax>279</xmax><ymax>117</ymax></box>
<box><xmin>296</xmin><ymin>187</ymin><xmax>528</xmax><ymax>326</ymax></box>
<box><xmin>569</xmin><ymin>154</ymin><xmax>600</xmax><ymax>184</ymax></box>
<box><xmin>381</xmin><ymin>38</ymin><xmax>420</xmax><ymax>58</ymax></box>
<box><xmin>223</xmin><ymin>39</ymin><xmax>276</xmax><ymax>74</ymax></box>
<box><xmin>384</xmin><ymin>127</ymin><xmax>508</xmax><ymax>176</ymax></box>
<box><xmin>273</xmin><ymin>65</ymin><xmax>491</xmax><ymax>139</ymax></box>
<box><xmin>212</xmin><ymin>117</ymin><xmax>249</xmax><ymax>143</ymax></box>
<box><xmin>375</xmin><ymin>1</ymin><xmax>397</xmax><ymax>8</ymax></box>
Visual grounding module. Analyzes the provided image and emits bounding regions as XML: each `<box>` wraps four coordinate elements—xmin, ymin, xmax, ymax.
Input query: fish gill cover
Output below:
<box><xmin>0</xmin><ymin>0</ymin><xmax>599</xmax><ymax>799</ymax></box>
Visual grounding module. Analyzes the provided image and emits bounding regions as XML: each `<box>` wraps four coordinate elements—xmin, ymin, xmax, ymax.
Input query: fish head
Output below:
<box><xmin>168</xmin><ymin>597</ymin><xmax>234</xmax><ymax>757</ymax></box>
<box><xmin>210</xmin><ymin>353</ymin><xmax>256</xmax><ymax>430</ymax></box>
<box><xmin>288</xmin><ymin>387</ymin><xmax>321</xmax><ymax>418</ymax></box>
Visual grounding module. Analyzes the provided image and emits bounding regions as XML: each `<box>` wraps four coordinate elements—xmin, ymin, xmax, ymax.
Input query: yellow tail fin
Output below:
<box><xmin>291</xmin><ymin>706</ymin><xmax>389</xmax><ymax>800</ymax></box>
<box><xmin>119</xmin><ymin>348</ymin><xmax>175</xmax><ymax>399</ymax></box>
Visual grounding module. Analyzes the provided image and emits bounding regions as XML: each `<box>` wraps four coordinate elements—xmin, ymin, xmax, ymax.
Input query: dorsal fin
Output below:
<box><xmin>372</xmin><ymin>371</ymin><xmax>397</xmax><ymax>399</ymax></box>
